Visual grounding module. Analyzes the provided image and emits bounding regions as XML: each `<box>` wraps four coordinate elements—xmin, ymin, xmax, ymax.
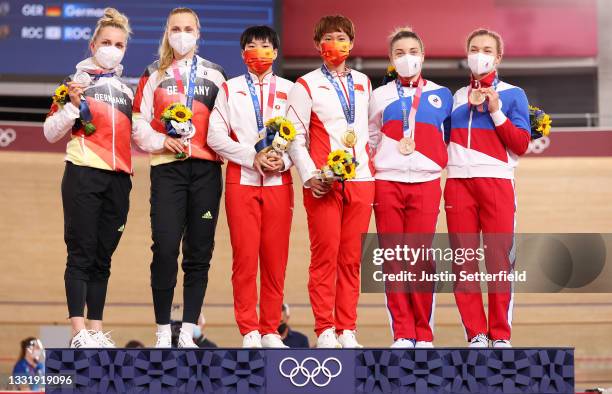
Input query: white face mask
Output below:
<box><xmin>394</xmin><ymin>54</ymin><xmax>422</xmax><ymax>78</ymax></box>
<box><xmin>468</xmin><ymin>52</ymin><xmax>496</xmax><ymax>76</ymax></box>
<box><xmin>169</xmin><ymin>32</ymin><xmax>198</xmax><ymax>56</ymax></box>
<box><xmin>94</xmin><ymin>46</ymin><xmax>124</xmax><ymax>70</ymax></box>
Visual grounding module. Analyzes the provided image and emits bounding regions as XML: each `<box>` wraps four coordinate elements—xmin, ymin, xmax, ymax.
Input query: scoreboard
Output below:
<box><xmin>0</xmin><ymin>0</ymin><xmax>278</xmax><ymax>79</ymax></box>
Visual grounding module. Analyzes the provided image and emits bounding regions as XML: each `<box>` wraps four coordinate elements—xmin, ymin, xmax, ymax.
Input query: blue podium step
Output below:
<box><xmin>45</xmin><ymin>347</ymin><xmax>574</xmax><ymax>393</ymax></box>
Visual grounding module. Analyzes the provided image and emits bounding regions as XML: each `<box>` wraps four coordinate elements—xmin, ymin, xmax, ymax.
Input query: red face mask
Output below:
<box><xmin>320</xmin><ymin>40</ymin><xmax>350</xmax><ymax>66</ymax></box>
<box><xmin>243</xmin><ymin>48</ymin><xmax>274</xmax><ymax>74</ymax></box>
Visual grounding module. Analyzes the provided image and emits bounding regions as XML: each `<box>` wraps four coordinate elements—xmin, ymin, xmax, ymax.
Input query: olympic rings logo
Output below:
<box><xmin>526</xmin><ymin>136</ymin><xmax>550</xmax><ymax>154</ymax></box>
<box><xmin>0</xmin><ymin>128</ymin><xmax>16</xmax><ymax>147</ymax></box>
<box><xmin>279</xmin><ymin>356</ymin><xmax>342</xmax><ymax>387</ymax></box>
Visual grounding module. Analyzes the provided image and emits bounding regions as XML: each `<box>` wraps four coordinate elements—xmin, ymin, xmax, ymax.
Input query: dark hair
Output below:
<box><xmin>389</xmin><ymin>27</ymin><xmax>424</xmax><ymax>53</ymax></box>
<box><xmin>240</xmin><ymin>25</ymin><xmax>280</xmax><ymax>49</ymax></box>
<box><xmin>19</xmin><ymin>337</ymin><xmax>37</xmax><ymax>360</ymax></box>
<box><xmin>313</xmin><ymin>15</ymin><xmax>355</xmax><ymax>42</ymax></box>
<box><xmin>125</xmin><ymin>340</ymin><xmax>145</xmax><ymax>348</ymax></box>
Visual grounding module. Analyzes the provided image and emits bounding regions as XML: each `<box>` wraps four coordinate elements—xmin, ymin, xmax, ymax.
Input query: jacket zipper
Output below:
<box><xmin>108</xmin><ymin>80</ymin><xmax>116</xmax><ymax>170</ymax></box>
<box><xmin>259</xmin><ymin>79</ymin><xmax>264</xmax><ymax>187</ymax></box>
<box><xmin>467</xmin><ymin>107</ymin><xmax>473</xmax><ymax>150</ymax></box>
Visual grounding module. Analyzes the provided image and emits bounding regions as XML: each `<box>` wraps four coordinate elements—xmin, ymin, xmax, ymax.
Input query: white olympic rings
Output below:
<box><xmin>278</xmin><ymin>356</ymin><xmax>342</xmax><ymax>387</ymax></box>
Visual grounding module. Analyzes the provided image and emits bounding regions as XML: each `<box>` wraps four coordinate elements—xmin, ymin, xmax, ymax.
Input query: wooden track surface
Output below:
<box><xmin>0</xmin><ymin>152</ymin><xmax>611</xmax><ymax>389</ymax></box>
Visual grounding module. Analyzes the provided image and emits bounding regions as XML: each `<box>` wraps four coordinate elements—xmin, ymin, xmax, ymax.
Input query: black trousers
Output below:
<box><xmin>149</xmin><ymin>159</ymin><xmax>222</xmax><ymax>324</ymax></box>
<box><xmin>62</xmin><ymin>162</ymin><xmax>131</xmax><ymax>320</ymax></box>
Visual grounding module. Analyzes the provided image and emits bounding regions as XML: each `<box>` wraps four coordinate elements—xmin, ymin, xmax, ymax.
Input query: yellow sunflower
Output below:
<box><xmin>55</xmin><ymin>84</ymin><xmax>68</xmax><ymax>98</ymax></box>
<box><xmin>171</xmin><ymin>104</ymin><xmax>193</xmax><ymax>122</ymax></box>
<box><xmin>537</xmin><ymin>114</ymin><xmax>552</xmax><ymax>136</ymax></box>
<box><xmin>278</xmin><ymin>121</ymin><xmax>296</xmax><ymax>141</ymax></box>
<box><xmin>327</xmin><ymin>149</ymin><xmax>346</xmax><ymax>167</ymax></box>
<box><xmin>53</xmin><ymin>84</ymin><xmax>69</xmax><ymax>105</ymax></box>
<box><xmin>343</xmin><ymin>163</ymin><xmax>356</xmax><ymax>180</ymax></box>
<box><xmin>265</xmin><ymin>116</ymin><xmax>282</xmax><ymax>128</ymax></box>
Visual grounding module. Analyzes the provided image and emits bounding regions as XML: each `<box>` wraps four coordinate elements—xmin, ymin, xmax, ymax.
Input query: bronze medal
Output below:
<box><xmin>469</xmin><ymin>89</ymin><xmax>486</xmax><ymax>106</ymax></box>
<box><xmin>342</xmin><ymin>129</ymin><xmax>357</xmax><ymax>148</ymax></box>
<box><xmin>399</xmin><ymin>137</ymin><xmax>415</xmax><ymax>155</ymax></box>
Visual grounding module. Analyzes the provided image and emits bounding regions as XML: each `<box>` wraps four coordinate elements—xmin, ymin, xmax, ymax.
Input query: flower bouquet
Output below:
<box><xmin>52</xmin><ymin>84</ymin><xmax>69</xmax><ymax>106</ymax></box>
<box><xmin>51</xmin><ymin>81</ymin><xmax>96</xmax><ymax>136</ymax></box>
<box><xmin>254</xmin><ymin>116</ymin><xmax>297</xmax><ymax>157</ymax></box>
<box><xmin>528</xmin><ymin>105</ymin><xmax>552</xmax><ymax>140</ymax></box>
<box><xmin>160</xmin><ymin>103</ymin><xmax>196</xmax><ymax>159</ymax></box>
<box><xmin>316</xmin><ymin>149</ymin><xmax>357</xmax><ymax>183</ymax></box>
<box><xmin>382</xmin><ymin>64</ymin><xmax>399</xmax><ymax>85</ymax></box>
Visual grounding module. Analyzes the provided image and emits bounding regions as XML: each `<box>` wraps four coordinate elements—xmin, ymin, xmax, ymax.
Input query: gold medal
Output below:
<box><xmin>341</xmin><ymin>129</ymin><xmax>357</xmax><ymax>148</ymax></box>
<box><xmin>399</xmin><ymin>137</ymin><xmax>415</xmax><ymax>155</ymax></box>
<box><xmin>469</xmin><ymin>89</ymin><xmax>486</xmax><ymax>106</ymax></box>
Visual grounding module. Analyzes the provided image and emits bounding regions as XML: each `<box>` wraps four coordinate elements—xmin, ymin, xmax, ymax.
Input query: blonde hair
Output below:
<box><xmin>91</xmin><ymin>8</ymin><xmax>131</xmax><ymax>44</ymax></box>
<box><xmin>388</xmin><ymin>26</ymin><xmax>424</xmax><ymax>53</ymax></box>
<box><xmin>466</xmin><ymin>28</ymin><xmax>504</xmax><ymax>56</ymax></box>
<box><xmin>158</xmin><ymin>8</ymin><xmax>201</xmax><ymax>76</ymax></box>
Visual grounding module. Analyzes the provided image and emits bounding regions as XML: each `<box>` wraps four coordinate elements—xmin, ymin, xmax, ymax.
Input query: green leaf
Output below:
<box><xmin>84</xmin><ymin>122</ymin><xmax>96</xmax><ymax>136</ymax></box>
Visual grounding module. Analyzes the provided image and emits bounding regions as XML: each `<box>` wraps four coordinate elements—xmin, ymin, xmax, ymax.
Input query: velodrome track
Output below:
<box><xmin>0</xmin><ymin>148</ymin><xmax>611</xmax><ymax>390</ymax></box>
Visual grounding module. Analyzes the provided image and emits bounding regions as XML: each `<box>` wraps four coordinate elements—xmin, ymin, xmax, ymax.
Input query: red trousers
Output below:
<box><xmin>226</xmin><ymin>183</ymin><xmax>293</xmax><ymax>335</ymax></box>
<box><xmin>303</xmin><ymin>181</ymin><xmax>374</xmax><ymax>336</ymax></box>
<box><xmin>444</xmin><ymin>178</ymin><xmax>516</xmax><ymax>341</ymax></box>
<box><xmin>374</xmin><ymin>179</ymin><xmax>441</xmax><ymax>342</ymax></box>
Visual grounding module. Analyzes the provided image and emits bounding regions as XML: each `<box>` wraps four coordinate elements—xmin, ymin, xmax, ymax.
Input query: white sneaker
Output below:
<box><xmin>469</xmin><ymin>333</ymin><xmax>490</xmax><ymax>348</ymax></box>
<box><xmin>415</xmin><ymin>341</ymin><xmax>434</xmax><ymax>348</ymax></box>
<box><xmin>337</xmin><ymin>330</ymin><xmax>363</xmax><ymax>348</ymax></box>
<box><xmin>242</xmin><ymin>330</ymin><xmax>262</xmax><ymax>348</ymax></box>
<box><xmin>391</xmin><ymin>338</ymin><xmax>415</xmax><ymax>348</ymax></box>
<box><xmin>316</xmin><ymin>328</ymin><xmax>341</xmax><ymax>348</ymax></box>
<box><xmin>178</xmin><ymin>329</ymin><xmax>198</xmax><ymax>348</ymax></box>
<box><xmin>155</xmin><ymin>330</ymin><xmax>172</xmax><ymax>348</ymax></box>
<box><xmin>261</xmin><ymin>334</ymin><xmax>288</xmax><ymax>348</ymax></box>
<box><xmin>492</xmin><ymin>340</ymin><xmax>512</xmax><ymax>348</ymax></box>
<box><xmin>89</xmin><ymin>330</ymin><xmax>116</xmax><ymax>348</ymax></box>
<box><xmin>70</xmin><ymin>329</ymin><xmax>99</xmax><ymax>348</ymax></box>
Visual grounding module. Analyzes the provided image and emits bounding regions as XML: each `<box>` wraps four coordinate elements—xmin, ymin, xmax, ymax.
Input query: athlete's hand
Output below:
<box><xmin>163</xmin><ymin>137</ymin><xmax>184</xmax><ymax>154</ymax></box>
<box><xmin>264</xmin><ymin>152</ymin><xmax>284</xmax><ymax>173</ymax></box>
<box><xmin>253</xmin><ymin>151</ymin><xmax>277</xmax><ymax>175</ymax></box>
<box><xmin>306</xmin><ymin>177</ymin><xmax>332</xmax><ymax>198</ymax></box>
<box><xmin>67</xmin><ymin>82</ymin><xmax>84</xmax><ymax>107</ymax></box>
<box><xmin>483</xmin><ymin>87</ymin><xmax>501</xmax><ymax>113</ymax></box>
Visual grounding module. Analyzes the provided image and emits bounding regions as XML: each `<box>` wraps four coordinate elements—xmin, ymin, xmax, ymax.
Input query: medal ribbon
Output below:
<box><xmin>171</xmin><ymin>56</ymin><xmax>198</xmax><ymax>110</ymax></box>
<box><xmin>321</xmin><ymin>65</ymin><xmax>355</xmax><ymax>129</ymax></box>
<box><xmin>245</xmin><ymin>72</ymin><xmax>277</xmax><ymax>133</ymax></box>
<box><xmin>395</xmin><ymin>78</ymin><xmax>424</xmax><ymax>139</ymax></box>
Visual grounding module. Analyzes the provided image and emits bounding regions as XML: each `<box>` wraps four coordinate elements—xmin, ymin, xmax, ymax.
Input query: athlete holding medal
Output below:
<box><xmin>368</xmin><ymin>28</ymin><xmax>452</xmax><ymax>348</ymax></box>
<box><xmin>286</xmin><ymin>15</ymin><xmax>374</xmax><ymax>348</ymax></box>
<box><xmin>208</xmin><ymin>26</ymin><xmax>294</xmax><ymax>348</ymax></box>
<box><xmin>445</xmin><ymin>29</ymin><xmax>531</xmax><ymax>348</ymax></box>
<box><xmin>44</xmin><ymin>8</ymin><xmax>145</xmax><ymax>349</ymax></box>
<box><xmin>132</xmin><ymin>7</ymin><xmax>226</xmax><ymax>348</ymax></box>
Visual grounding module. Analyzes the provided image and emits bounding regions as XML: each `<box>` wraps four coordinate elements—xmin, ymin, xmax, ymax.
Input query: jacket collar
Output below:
<box><xmin>75</xmin><ymin>57</ymin><xmax>123</xmax><ymax>77</ymax></box>
<box><xmin>471</xmin><ymin>70</ymin><xmax>497</xmax><ymax>88</ymax></box>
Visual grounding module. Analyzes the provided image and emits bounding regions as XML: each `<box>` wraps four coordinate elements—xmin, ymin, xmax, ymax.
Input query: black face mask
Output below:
<box><xmin>278</xmin><ymin>323</ymin><xmax>288</xmax><ymax>334</ymax></box>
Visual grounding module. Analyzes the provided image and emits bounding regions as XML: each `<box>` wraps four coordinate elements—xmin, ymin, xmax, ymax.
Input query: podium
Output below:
<box><xmin>45</xmin><ymin>348</ymin><xmax>574</xmax><ymax>393</ymax></box>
